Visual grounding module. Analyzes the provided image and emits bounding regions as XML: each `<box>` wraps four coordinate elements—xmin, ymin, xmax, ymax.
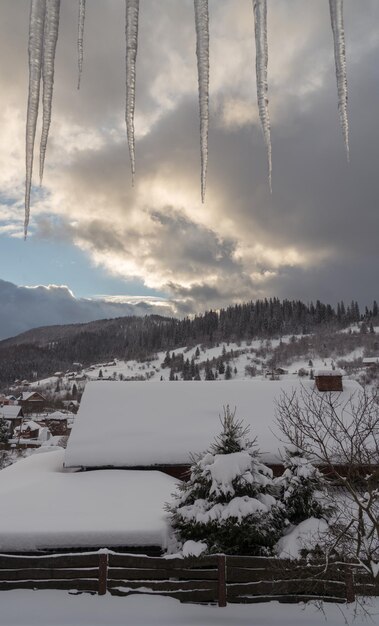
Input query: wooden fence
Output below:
<box><xmin>0</xmin><ymin>551</ymin><xmax>378</xmax><ymax>605</ymax></box>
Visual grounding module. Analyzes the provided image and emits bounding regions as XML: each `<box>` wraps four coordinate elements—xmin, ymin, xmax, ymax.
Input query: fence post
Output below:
<box><xmin>217</xmin><ymin>554</ymin><xmax>227</xmax><ymax>607</ymax></box>
<box><xmin>98</xmin><ymin>551</ymin><xmax>108</xmax><ymax>596</ymax></box>
<box><xmin>345</xmin><ymin>566</ymin><xmax>355</xmax><ymax>604</ymax></box>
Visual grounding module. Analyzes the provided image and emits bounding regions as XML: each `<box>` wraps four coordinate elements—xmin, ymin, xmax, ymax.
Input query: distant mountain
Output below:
<box><xmin>0</xmin><ymin>296</ymin><xmax>370</xmax><ymax>389</ymax></box>
<box><xmin>0</xmin><ymin>278</ymin><xmax>172</xmax><ymax>341</ymax></box>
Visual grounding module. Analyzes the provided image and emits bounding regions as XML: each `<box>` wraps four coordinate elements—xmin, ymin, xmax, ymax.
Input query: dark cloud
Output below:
<box><xmin>0</xmin><ymin>279</ymin><xmax>173</xmax><ymax>341</ymax></box>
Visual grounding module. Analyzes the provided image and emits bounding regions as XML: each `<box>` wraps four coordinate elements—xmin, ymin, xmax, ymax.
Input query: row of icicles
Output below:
<box><xmin>24</xmin><ymin>0</ymin><xmax>349</xmax><ymax>236</ymax></box>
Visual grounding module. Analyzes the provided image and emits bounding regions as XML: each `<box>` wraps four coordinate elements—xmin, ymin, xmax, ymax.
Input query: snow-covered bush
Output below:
<box><xmin>168</xmin><ymin>406</ymin><xmax>285</xmax><ymax>555</ymax></box>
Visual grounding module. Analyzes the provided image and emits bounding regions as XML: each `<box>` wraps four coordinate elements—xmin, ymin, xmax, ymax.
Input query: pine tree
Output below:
<box><xmin>278</xmin><ymin>448</ymin><xmax>329</xmax><ymax>525</ymax></box>
<box><xmin>205</xmin><ymin>360</ymin><xmax>214</xmax><ymax>381</ymax></box>
<box><xmin>168</xmin><ymin>407</ymin><xmax>284</xmax><ymax>555</ymax></box>
<box><xmin>0</xmin><ymin>417</ymin><xmax>9</xmax><ymax>444</ymax></box>
<box><xmin>225</xmin><ymin>364</ymin><xmax>232</xmax><ymax>379</ymax></box>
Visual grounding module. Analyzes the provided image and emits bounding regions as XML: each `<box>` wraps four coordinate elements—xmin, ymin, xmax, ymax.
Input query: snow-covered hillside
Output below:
<box><xmin>13</xmin><ymin>329</ymin><xmax>378</xmax><ymax>405</ymax></box>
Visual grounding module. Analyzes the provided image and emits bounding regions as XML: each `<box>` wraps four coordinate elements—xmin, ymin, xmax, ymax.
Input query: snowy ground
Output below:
<box><xmin>0</xmin><ymin>591</ymin><xmax>378</xmax><ymax>626</ymax></box>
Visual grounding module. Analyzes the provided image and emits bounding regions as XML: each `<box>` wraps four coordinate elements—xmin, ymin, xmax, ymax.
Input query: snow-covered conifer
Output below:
<box><xmin>168</xmin><ymin>406</ymin><xmax>284</xmax><ymax>555</ymax></box>
<box><xmin>0</xmin><ymin>417</ymin><xmax>9</xmax><ymax>444</ymax></box>
<box><xmin>278</xmin><ymin>448</ymin><xmax>329</xmax><ymax>525</ymax></box>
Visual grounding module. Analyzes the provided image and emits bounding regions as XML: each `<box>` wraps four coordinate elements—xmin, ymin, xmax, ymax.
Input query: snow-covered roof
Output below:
<box><xmin>362</xmin><ymin>357</ymin><xmax>379</xmax><ymax>364</ymax></box>
<box><xmin>20</xmin><ymin>420</ymin><xmax>41</xmax><ymax>431</ymax></box>
<box><xmin>20</xmin><ymin>391</ymin><xmax>45</xmax><ymax>401</ymax></box>
<box><xmin>315</xmin><ymin>369</ymin><xmax>342</xmax><ymax>377</ymax></box>
<box><xmin>45</xmin><ymin>411</ymin><xmax>70</xmax><ymax>420</ymax></box>
<box><xmin>0</xmin><ymin>405</ymin><xmax>22</xmax><ymax>420</ymax></box>
<box><xmin>0</xmin><ymin>451</ymin><xmax>175</xmax><ymax>552</ymax></box>
<box><xmin>65</xmin><ymin>378</ymin><xmax>362</xmax><ymax>468</ymax></box>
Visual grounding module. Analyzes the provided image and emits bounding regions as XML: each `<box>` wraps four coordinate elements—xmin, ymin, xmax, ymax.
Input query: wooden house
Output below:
<box><xmin>65</xmin><ymin>377</ymin><xmax>361</xmax><ymax>479</ymax></box>
<box><xmin>315</xmin><ymin>370</ymin><xmax>343</xmax><ymax>392</ymax></box>
<box><xmin>18</xmin><ymin>391</ymin><xmax>46</xmax><ymax>413</ymax></box>
<box><xmin>0</xmin><ymin>405</ymin><xmax>24</xmax><ymax>435</ymax></box>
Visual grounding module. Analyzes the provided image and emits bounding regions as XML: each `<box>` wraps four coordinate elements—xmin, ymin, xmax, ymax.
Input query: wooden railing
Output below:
<box><xmin>0</xmin><ymin>551</ymin><xmax>378</xmax><ymax>604</ymax></box>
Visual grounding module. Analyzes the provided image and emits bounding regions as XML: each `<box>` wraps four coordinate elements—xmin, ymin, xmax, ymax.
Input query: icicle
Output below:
<box><xmin>39</xmin><ymin>0</ymin><xmax>60</xmax><ymax>185</ymax></box>
<box><xmin>194</xmin><ymin>0</ymin><xmax>209</xmax><ymax>204</ymax></box>
<box><xmin>329</xmin><ymin>0</ymin><xmax>349</xmax><ymax>160</ymax></box>
<box><xmin>125</xmin><ymin>0</ymin><xmax>139</xmax><ymax>183</ymax></box>
<box><xmin>25</xmin><ymin>0</ymin><xmax>46</xmax><ymax>237</ymax></box>
<box><xmin>253</xmin><ymin>0</ymin><xmax>272</xmax><ymax>192</ymax></box>
<box><xmin>77</xmin><ymin>0</ymin><xmax>86</xmax><ymax>89</ymax></box>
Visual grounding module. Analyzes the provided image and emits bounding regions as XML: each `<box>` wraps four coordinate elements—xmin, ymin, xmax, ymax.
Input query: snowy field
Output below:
<box><xmin>0</xmin><ymin>592</ymin><xmax>378</xmax><ymax>626</ymax></box>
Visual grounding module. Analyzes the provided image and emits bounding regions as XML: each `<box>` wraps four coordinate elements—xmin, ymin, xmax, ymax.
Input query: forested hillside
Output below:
<box><xmin>0</xmin><ymin>298</ymin><xmax>376</xmax><ymax>388</ymax></box>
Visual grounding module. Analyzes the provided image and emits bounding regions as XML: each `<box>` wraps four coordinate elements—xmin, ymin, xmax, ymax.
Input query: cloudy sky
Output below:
<box><xmin>1</xmin><ymin>0</ymin><xmax>379</xmax><ymax>329</ymax></box>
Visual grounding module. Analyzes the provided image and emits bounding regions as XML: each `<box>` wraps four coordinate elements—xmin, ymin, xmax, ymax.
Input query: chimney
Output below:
<box><xmin>315</xmin><ymin>369</ymin><xmax>343</xmax><ymax>392</ymax></box>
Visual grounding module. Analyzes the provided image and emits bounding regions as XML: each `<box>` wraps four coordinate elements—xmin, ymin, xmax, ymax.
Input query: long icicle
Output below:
<box><xmin>77</xmin><ymin>0</ymin><xmax>86</xmax><ymax>89</ymax></box>
<box><xmin>253</xmin><ymin>0</ymin><xmax>272</xmax><ymax>192</ymax></box>
<box><xmin>125</xmin><ymin>0</ymin><xmax>139</xmax><ymax>183</ymax></box>
<box><xmin>194</xmin><ymin>0</ymin><xmax>209</xmax><ymax>204</ymax></box>
<box><xmin>329</xmin><ymin>0</ymin><xmax>349</xmax><ymax>160</ymax></box>
<box><xmin>39</xmin><ymin>0</ymin><xmax>61</xmax><ymax>185</ymax></box>
<box><xmin>25</xmin><ymin>0</ymin><xmax>46</xmax><ymax>237</ymax></box>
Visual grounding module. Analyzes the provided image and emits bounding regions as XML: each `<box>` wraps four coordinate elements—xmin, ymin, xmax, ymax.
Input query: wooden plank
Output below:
<box><xmin>0</xmin><ymin>579</ymin><xmax>98</xmax><ymax>592</ymax></box>
<box><xmin>354</xmin><ymin>584</ymin><xmax>379</xmax><ymax>596</ymax></box>
<box><xmin>227</xmin><ymin>594</ymin><xmax>346</xmax><ymax>605</ymax></box>
<box><xmin>107</xmin><ymin>567</ymin><xmax>218</xmax><ymax>581</ymax></box>
<box><xmin>225</xmin><ymin>556</ymin><xmax>279</xmax><ymax>569</ymax></box>
<box><xmin>107</xmin><ymin>579</ymin><xmax>217</xmax><ymax>591</ymax></box>
<box><xmin>108</xmin><ymin>587</ymin><xmax>216</xmax><ymax>603</ymax></box>
<box><xmin>227</xmin><ymin>580</ymin><xmax>346</xmax><ymax>598</ymax></box>
<box><xmin>0</xmin><ymin>568</ymin><xmax>99</xmax><ymax>581</ymax></box>
<box><xmin>108</xmin><ymin>554</ymin><xmax>217</xmax><ymax>569</ymax></box>
<box><xmin>226</xmin><ymin>566</ymin><xmax>345</xmax><ymax>583</ymax></box>
<box><xmin>218</xmin><ymin>555</ymin><xmax>226</xmax><ymax>608</ymax></box>
<box><xmin>98</xmin><ymin>553</ymin><xmax>108</xmax><ymax>596</ymax></box>
<box><xmin>345</xmin><ymin>567</ymin><xmax>355</xmax><ymax>603</ymax></box>
<box><xmin>0</xmin><ymin>554</ymin><xmax>99</xmax><ymax>569</ymax></box>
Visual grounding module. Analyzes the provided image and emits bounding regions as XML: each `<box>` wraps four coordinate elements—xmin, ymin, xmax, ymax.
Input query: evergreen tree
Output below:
<box><xmin>168</xmin><ymin>407</ymin><xmax>284</xmax><ymax>555</ymax></box>
<box><xmin>98</xmin><ymin>369</ymin><xmax>103</xmax><ymax>378</ymax></box>
<box><xmin>205</xmin><ymin>360</ymin><xmax>214</xmax><ymax>380</ymax></box>
<box><xmin>225</xmin><ymin>364</ymin><xmax>232</xmax><ymax>380</ymax></box>
<box><xmin>278</xmin><ymin>448</ymin><xmax>329</xmax><ymax>525</ymax></box>
<box><xmin>0</xmin><ymin>417</ymin><xmax>9</xmax><ymax>444</ymax></box>
<box><xmin>218</xmin><ymin>360</ymin><xmax>225</xmax><ymax>375</ymax></box>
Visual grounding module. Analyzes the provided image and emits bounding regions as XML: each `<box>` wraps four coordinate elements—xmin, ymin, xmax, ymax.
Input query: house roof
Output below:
<box><xmin>19</xmin><ymin>391</ymin><xmax>45</xmax><ymax>401</ymax></box>
<box><xmin>362</xmin><ymin>357</ymin><xmax>379</xmax><ymax>364</ymax></box>
<box><xmin>45</xmin><ymin>411</ymin><xmax>70</xmax><ymax>421</ymax></box>
<box><xmin>64</xmin><ymin>378</ymin><xmax>363</xmax><ymax>469</ymax></box>
<box><xmin>0</xmin><ymin>405</ymin><xmax>23</xmax><ymax>420</ymax></box>
<box><xmin>0</xmin><ymin>451</ymin><xmax>176</xmax><ymax>552</ymax></box>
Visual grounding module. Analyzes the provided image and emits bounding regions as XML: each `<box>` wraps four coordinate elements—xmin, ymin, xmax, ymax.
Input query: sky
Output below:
<box><xmin>1</xmin><ymin>0</ymin><xmax>379</xmax><ymax>333</ymax></box>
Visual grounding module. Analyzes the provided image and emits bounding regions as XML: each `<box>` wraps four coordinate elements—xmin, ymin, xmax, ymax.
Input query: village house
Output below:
<box><xmin>39</xmin><ymin>411</ymin><xmax>74</xmax><ymax>436</ymax></box>
<box><xmin>362</xmin><ymin>357</ymin><xmax>379</xmax><ymax>368</ymax></box>
<box><xmin>0</xmin><ymin>404</ymin><xmax>24</xmax><ymax>435</ymax></box>
<box><xmin>18</xmin><ymin>391</ymin><xmax>46</xmax><ymax>413</ymax></box>
<box><xmin>13</xmin><ymin>420</ymin><xmax>51</xmax><ymax>443</ymax></box>
<box><xmin>64</xmin><ymin>372</ymin><xmax>358</xmax><ymax>479</ymax></box>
